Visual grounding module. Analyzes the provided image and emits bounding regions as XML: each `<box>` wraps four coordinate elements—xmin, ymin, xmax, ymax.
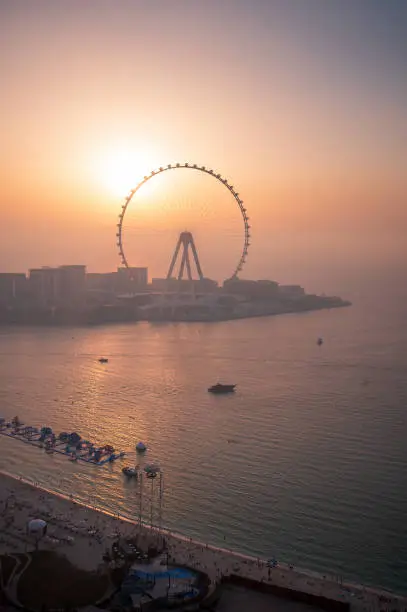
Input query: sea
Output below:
<box><xmin>0</xmin><ymin>269</ymin><xmax>407</xmax><ymax>595</ymax></box>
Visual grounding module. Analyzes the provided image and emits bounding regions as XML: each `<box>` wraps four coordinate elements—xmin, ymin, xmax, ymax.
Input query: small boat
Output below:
<box><xmin>98</xmin><ymin>358</ymin><xmax>109</xmax><ymax>363</ymax></box>
<box><xmin>317</xmin><ymin>337</ymin><xmax>323</xmax><ymax>346</ymax></box>
<box><xmin>122</xmin><ymin>466</ymin><xmax>139</xmax><ymax>478</ymax></box>
<box><xmin>136</xmin><ymin>441</ymin><xmax>147</xmax><ymax>453</ymax></box>
<box><xmin>208</xmin><ymin>383</ymin><xmax>236</xmax><ymax>394</ymax></box>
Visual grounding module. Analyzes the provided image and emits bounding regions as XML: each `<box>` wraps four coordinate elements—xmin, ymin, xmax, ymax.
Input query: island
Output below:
<box><xmin>0</xmin><ymin>266</ymin><xmax>350</xmax><ymax>325</ymax></box>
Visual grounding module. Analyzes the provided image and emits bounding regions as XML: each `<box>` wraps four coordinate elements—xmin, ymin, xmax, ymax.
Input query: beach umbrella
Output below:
<box><xmin>27</xmin><ymin>518</ymin><xmax>47</xmax><ymax>535</ymax></box>
<box><xmin>27</xmin><ymin>518</ymin><xmax>47</xmax><ymax>551</ymax></box>
<box><xmin>69</xmin><ymin>432</ymin><xmax>81</xmax><ymax>444</ymax></box>
<box><xmin>144</xmin><ymin>464</ymin><xmax>160</xmax><ymax>474</ymax></box>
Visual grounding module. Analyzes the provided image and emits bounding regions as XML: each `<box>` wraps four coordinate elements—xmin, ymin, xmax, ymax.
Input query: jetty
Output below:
<box><xmin>0</xmin><ymin>416</ymin><xmax>125</xmax><ymax>466</ymax></box>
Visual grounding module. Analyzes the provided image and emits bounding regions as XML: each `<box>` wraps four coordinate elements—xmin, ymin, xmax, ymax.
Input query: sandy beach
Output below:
<box><xmin>1</xmin><ymin>469</ymin><xmax>406</xmax><ymax>611</ymax></box>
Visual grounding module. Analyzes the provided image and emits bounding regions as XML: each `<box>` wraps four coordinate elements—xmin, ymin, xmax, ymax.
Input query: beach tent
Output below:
<box><xmin>27</xmin><ymin>518</ymin><xmax>48</xmax><ymax>551</ymax></box>
<box><xmin>144</xmin><ymin>464</ymin><xmax>160</xmax><ymax>473</ymax></box>
<box><xmin>27</xmin><ymin>518</ymin><xmax>47</xmax><ymax>540</ymax></box>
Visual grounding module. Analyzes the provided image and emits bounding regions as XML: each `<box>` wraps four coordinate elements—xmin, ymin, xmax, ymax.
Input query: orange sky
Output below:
<box><xmin>1</xmin><ymin>0</ymin><xmax>406</xmax><ymax>289</ymax></box>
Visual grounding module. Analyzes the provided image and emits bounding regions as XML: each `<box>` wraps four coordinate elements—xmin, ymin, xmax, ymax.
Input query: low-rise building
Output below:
<box><xmin>0</xmin><ymin>273</ymin><xmax>27</xmax><ymax>305</ymax></box>
<box><xmin>28</xmin><ymin>265</ymin><xmax>86</xmax><ymax>308</ymax></box>
<box><xmin>223</xmin><ymin>279</ymin><xmax>279</xmax><ymax>299</ymax></box>
<box><xmin>116</xmin><ymin>267</ymin><xmax>148</xmax><ymax>293</ymax></box>
<box><xmin>279</xmin><ymin>284</ymin><xmax>305</xmax><ymax>297</ymax></box>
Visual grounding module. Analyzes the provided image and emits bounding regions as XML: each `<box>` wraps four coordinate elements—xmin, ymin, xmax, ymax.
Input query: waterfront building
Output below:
<box><xmin>86</xmin><ymin>272</ymin><xmax>117</xmax><ymax>293</ymax></box>
<box><xmin>28</xmin><ymin>265</ymin><xmax>86</xmax><ymax>308</ymax></box>
<box><xmin>0</xmin><ymin>273</ymin><xmax>27</xmax><ymax>305</ymax></box>
<box><xmin>151</xmin><ymin>277</ymin><xmax>218</xmax><ymax>293</ymax></box>
<box><xmin>223</xmin><ymin>278</ymin><xmax>280</xmax><ymax>299</ymax></box>
<box><xmin>116</xmin><ymin>266</ymin><xmax>148</xmax><ymax>293</ymax></box>
<box><xmin>279</xmin><ymin>284</ymin><xmax>306</xmax><ymax>297</ymax></box>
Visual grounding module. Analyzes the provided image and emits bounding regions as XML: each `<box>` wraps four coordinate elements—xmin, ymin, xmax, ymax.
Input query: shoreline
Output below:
<box><xmin>1</xmin><ymin>469</ymin><xmax>406</xmax><ymax>610</ymax></box>
<box><xmin>0</xmin><ymin>299</ymin><xmax>351</xmax><ymax>327</ymax></box>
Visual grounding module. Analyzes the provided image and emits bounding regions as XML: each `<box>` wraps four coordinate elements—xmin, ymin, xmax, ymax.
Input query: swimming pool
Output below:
<box><xmin>130</xmin><ymin>567</ymin><xmax>196</xmax><ymax>580</ymax></box>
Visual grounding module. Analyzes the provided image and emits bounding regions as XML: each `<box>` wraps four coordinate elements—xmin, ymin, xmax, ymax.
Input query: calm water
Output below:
<box><xmin>1</xmin><ymin>281</ymin><xmax>407</xmax><ymax>594</ymax></box>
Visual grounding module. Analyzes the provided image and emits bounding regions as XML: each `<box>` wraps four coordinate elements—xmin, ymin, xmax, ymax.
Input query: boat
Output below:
<box><xmin>317</xmin><ymin>337</ymin><xmax>323</xmax><ymax>346</ymax></box>
<box><xmin>208</xmin><ymin>383</ymin><xmax>236</xmax><ymax>394</ymax></box>
<box><xmin>122</xmin><ymin>466</ymin><xmax>139</xmax><ymax>478</ymax></box>
<box><xmin>136</xmin><ymin>441</ymin><xmax>147</xmax><ymax>453</ymax></box>
<box><xmin>98</xmin><ymin>358</ymin><xmax>109</xmax><ymax>363</ymax></box>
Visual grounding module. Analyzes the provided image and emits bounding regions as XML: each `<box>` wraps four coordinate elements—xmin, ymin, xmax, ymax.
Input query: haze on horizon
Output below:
<box><xmin>1</xmin><ymin>0</ymin><xmax>406</xmax><ymax>294</ymax></box>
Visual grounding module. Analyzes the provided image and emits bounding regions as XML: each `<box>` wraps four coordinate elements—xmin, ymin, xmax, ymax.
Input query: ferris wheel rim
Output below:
<box><xmin>116</xmin><ymin>163</ymin><xmax>250</xmax><ymax>281</ymax></box>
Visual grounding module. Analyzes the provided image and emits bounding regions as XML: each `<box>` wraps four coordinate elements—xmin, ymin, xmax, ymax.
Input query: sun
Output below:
<box><xmin>95</xmin><ymin>146</ymin><xmax>160</xmax><ymax>198</ymax></box>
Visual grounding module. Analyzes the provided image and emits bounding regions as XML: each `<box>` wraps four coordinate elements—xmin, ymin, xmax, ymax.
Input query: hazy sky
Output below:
<box><xmin>1</xmin><ymin>0</ymin><xmax>406</xmax><ymax>289</ymax></box>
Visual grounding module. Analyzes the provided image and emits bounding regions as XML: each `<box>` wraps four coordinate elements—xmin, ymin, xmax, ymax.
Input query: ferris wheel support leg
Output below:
<box><xmin>178</xmin><ymin>248</ymin><xmax>187</xmax><ymax>281</ymax></box>
<box><xmin>167</xmin><ymin>234</ymin><xmax>182</xmax><ymax>279</ymax></box>
<box><xmin>189</xmin><ymin>237</ymin><xmax>204</xmax><ymax>280</ymax></box>
<box><xmin>185</xmin><ymin>248</ymin><xmax>193</xmax><ymax>280</ymax></box>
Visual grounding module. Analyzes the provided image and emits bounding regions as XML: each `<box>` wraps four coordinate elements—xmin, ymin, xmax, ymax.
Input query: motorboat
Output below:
<box><xmin>122</xmin><ymin>466</ymin><xmax>139</xmax><ymax>478</ymax></box>
<box><xmin>98</xmin><ymin>357</ymin><xmax>109</xmax><ymax>363</ymax></box>
<box><xmin>136</xmin><ymin>441</ymin><xmax>147</xmax><ymax>453</ymax></box>
<box><xmin>208</xmin><ymin>383</ymin><xmax>236</xmax><ymax>394</ymax></box>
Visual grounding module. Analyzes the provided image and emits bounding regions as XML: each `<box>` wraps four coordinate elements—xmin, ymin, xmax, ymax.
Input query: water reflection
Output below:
<box><xmin>0</xmin><ymin>307</ymin><xmax>407</xmax><ymax>593</ymax></box>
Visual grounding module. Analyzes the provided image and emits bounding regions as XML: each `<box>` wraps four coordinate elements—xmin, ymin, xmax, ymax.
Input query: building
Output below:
<box><xmin>58</xmin><ymin>265</ymin><xmax>86</xmax><ymax>306</ymax></box>
<box><xmin>86</xmin><ymin>272</ymin><xmax>117</xmax><ymax>294</ymax></box>
<box><xmin>0</xmin><ymin>273</ymin><xmax>27</xmax><ymax>305</ymax></box>
<box><xmin>29</xmin><ymin>268</ymin><xmax>60</xmax><ymax>307</ymax></box>
<box><xmin>116</xmin><ymin>267</ymin><xmax>148</xmax><ymax>293</ymax></box>
<box><xmin>223</xmin><ymin>279</ymin><xmax>279</xmax><ymax>299</ymax></box>
<box><xmin>150</xmin><ymin>277</ymin><xmax>218</xmax><ymax>293</ymax></box>
<box><xmin>28</xmin><ymin>265</ymin><xmax>86</xmax><ymax>308</ymax></box>
<box><xmin>279</xmin><ymin>285</ymin><xmax>305</xmax><ymax>298</ymax></box>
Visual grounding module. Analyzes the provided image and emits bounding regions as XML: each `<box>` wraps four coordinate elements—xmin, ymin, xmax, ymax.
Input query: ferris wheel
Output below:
<box><xmin>116</xmin><ymin>163</ymin><xmax>250</xmax><ymax>280</ymax></box>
